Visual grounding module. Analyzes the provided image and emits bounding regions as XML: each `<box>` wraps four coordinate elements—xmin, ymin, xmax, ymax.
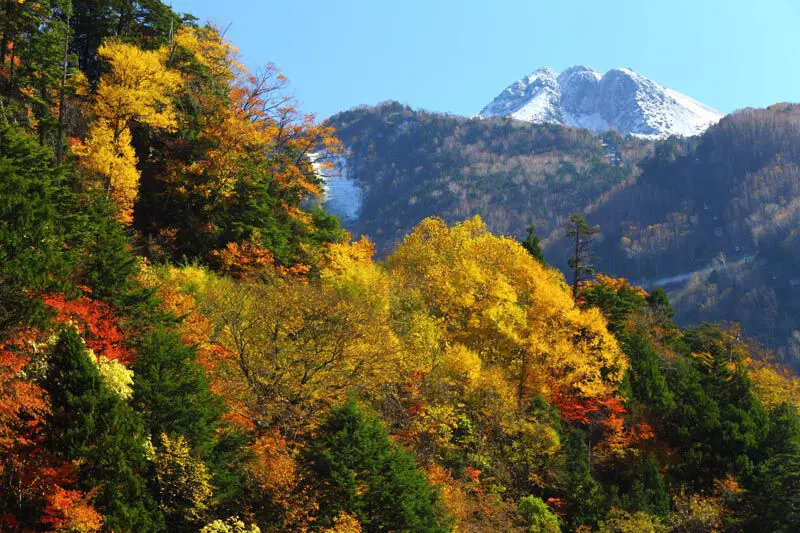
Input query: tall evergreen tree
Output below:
<box><xmin>522</xmin><ymin>223</ymin><xmax>546</xmax><ymax>264</ymax></box>
<box><xmin>45</xmin><ymin>327</ymin><xmax>164</xmax><ymax>531</ymax></box>
<box><xmin>132</xmin><ymin>328</ymin><xmax>247</xmax><ymax>515</ymax></box>
<box><xmin>560</xmin><ymin>428</ymin><xmax>606</xmax><ymax>530</ymax></box>
<box><xmin>0</xmin><ymin>124</ymin><xmax>78</xmax><ymax>290</ymax></box>
<box><xmin>307</xmin><ymin>399</ymin><xmax>452</xmax><ymax>532</ymax></box>
<box><xmin>566</xmin><ymin>213</ymin><xmax>599</xmax><ymax>299</ymax></box>
<box><xmin>81</xmin><ymin>192</ymin><xmax>140</xmax><ymax>299</ymax></box>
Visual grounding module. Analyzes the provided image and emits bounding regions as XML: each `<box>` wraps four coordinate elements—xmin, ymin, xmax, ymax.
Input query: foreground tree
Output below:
<box><xmin>198</xmin><ymin>240</ymin><xmax>402</xmax><ymax>431</ymax></box>
<box><xmin>0</xmin><ymin>124</ymin><xmax>76</xmax><ymax>289</ymax></box>
<box><xmin>307</xmin><ymin>399</ymin><xmax>452</xmax><ymax>532</ymax></box>
<box><xmin>44</xmin><ymin>328</ymin><xmax>164</xmax><ymax>531</ymax></box>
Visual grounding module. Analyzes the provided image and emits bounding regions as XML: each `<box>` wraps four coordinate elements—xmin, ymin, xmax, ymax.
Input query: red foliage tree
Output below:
<box><xmin>0</xmin><ymin>329</ymin><xmax>102</xmax><ymax>531</ymax></box>
<box><xmin>42</xmin><ymin>294</ymin><xmax>134</xmax><ymax>364</ymax></box>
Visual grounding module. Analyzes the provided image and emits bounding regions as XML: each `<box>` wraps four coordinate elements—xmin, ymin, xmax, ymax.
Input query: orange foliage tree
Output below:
<box><xmin>139</xmin><ymin>25</ymin><xmax>343</xmax><ymax>266</ymax></box>
<box><xmin>42</xmin><ymin>293</ymin><xmax>134</xmax><ymax>364</ymax></box>
<box><xmin>0</xmin><ymin>329</ymin><xmax>102</xmax><ymax>531</ymax></box>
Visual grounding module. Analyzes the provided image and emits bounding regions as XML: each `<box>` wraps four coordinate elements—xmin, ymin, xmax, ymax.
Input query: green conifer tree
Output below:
<box><xmin>308</xmin><ymin>399</ymin><xmax>452</xmax><ymax>532</ymax></box>
<box><xmin>45</xmin><ymin>327</ymin><xmax>164</xmax><ymax>531</ymax></box>
<box><xmin>0</xmin><ymin>124</ymin><xmax>77</xmax><ymax>289</ymax></box>
<box><xmin>132</xmin><ymin>328</ymin><xmax>247</xmax><ymax>517</ymax></box>
<box><xmin>522</xmin><ymin>223</ymin><xmax>546</xmax><ymax>264</ymax></box>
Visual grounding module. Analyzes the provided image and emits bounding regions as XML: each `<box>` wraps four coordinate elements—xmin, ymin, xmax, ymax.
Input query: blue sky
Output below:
<box><xmin>170</xmin><ymin>0</ymin><xmax>799</xmax><ymax>120</ymax></box>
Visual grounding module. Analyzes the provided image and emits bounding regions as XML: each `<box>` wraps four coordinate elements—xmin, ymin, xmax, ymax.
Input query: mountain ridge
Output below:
<box><xmin>479</xmin><ymin>65</ymin><xmax>723</xmax><ymax>138</ymax></box>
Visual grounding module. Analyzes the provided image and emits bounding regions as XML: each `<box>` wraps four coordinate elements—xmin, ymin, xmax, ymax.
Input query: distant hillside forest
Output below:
<box><xmin>327</xmin><ymin>102</ymin><xmax>652</xmax><ymax>252</ymax></box>
<box><xmin>326</xmin><ymin>102</ymin><xmax>800</xmax><ymax>365</ymax></box>
<box><xmin>3</xmin><ymin>1</ymin><xmax>800</xmax><ymax>532</ymax></box>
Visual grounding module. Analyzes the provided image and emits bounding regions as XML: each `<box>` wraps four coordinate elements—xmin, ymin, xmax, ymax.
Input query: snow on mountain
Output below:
<box><xmin>479</xmin><ymin>66</ymin><xmax>722</xmax><ymax>138</ymax></box>
<box><xmin>310</xmin><ymin>153</ymin><xmax>363</xmax><ymax>222</ymax></box>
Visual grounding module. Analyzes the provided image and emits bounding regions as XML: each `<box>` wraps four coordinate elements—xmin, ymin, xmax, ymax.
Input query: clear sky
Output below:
<box><xmin>169</xmin><ymin>0</ymin><xmax>800</xmax><ymax>120</ymax></box>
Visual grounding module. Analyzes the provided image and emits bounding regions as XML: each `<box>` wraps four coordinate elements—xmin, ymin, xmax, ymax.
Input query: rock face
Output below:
<box><xmin>479</xmin><ymin>66</ymin><xmax>723</xmax><ymax>138</ymax></box>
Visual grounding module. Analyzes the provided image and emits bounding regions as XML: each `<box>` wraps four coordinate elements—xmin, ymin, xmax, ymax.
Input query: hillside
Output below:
<box><xmin>324</xmin><ymin>101</ymin><xmax>652</xmax><ymax>254</ymax></box>
<box><xmin>325</xmin><ymin>103</ymin><xmax>800</xmax><ymax>363</ymax></box>
<box><xmin>4</xmin><ymin>1</ymin><xmax>800</xmax><ymax>532</ymax></box>
<box><xmin>570</xmin><ymin>103</ymin><xmax>800</xmax><ymax>361</ymax></box>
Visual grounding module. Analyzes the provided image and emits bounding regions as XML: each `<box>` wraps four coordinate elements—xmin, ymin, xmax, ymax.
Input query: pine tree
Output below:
<box><xmin>132</xmin><ymin>328</ymin><xmax>247</xmax><ymax>515</ymax></box>
<box><xmin>750</xmin><ymin>453</ymin><xmax>800</xmax><ymax>531</ymax></box>
<box><xmin>307</xmin><ymin>399</ymin><xmax>452</xmax><ymax>532</ymax></box>
<box><xmin>45</xmin><ymin>327</ymin><xmax>164</xmax><ymax>531</ymax></box>
<box><xmin>81</xmin><ymin>193</ymin><xmax>140</xmax><ymax>299</ymax></box>
<box><xmin>560</xmin><ymin>428</ymin><xmax>606</xmax><ymax>530</ymax></box>
<box><xmin>0</xmin><ymin>124</ymin><xmax>77</xmax><ymax>290</ymax></box>
<box><xmin>566</xmin><ymin>213</ymin><xmax>599</xmax><ymax>299</ymax></box>
<box><xmin>522</xmin><ymin>223</ymin><xmax>546</xmax><ymax>264</ymax></box>
<box><xmin>626</xmin><ymin>455</ymin><xmax>670</xmax><ymax>518</ymax></box>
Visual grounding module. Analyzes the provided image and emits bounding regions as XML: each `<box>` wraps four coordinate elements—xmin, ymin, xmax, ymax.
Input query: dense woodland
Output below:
<box><xmin>2</xmin><ymin>1</ymin><xmax>800</xmax><ymax>532</ymax></box>
<box><xmin>326</xmin><ymin>102</ymin><xmax>651</xmax><ymax>255</ymax></box>
<box><xmin>326</xmin><ymin>102</ymin><xmax>800</xmax><ymax>368</ymax></box>
<box><xmin>581</xmin><ymin>104</ymin><xmax>800</xmax><ymax>364</ymax></box>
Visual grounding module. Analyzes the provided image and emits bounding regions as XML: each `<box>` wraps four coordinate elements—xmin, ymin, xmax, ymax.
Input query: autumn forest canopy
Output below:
<box><xmin>2</xmin><ymin>1</ymin><xmax>800</xmax><ymax>532</ymax></box>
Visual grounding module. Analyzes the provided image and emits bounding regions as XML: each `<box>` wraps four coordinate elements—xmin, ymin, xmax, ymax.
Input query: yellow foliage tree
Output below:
<box><xmin>152</xmin><ymin>433</ymin><xmax>214</xmax><ymax>524</ymax></box>
<box><xmin>197</xmin><ymin>254</ymin><xmax>403</xmax><ymax>430</ymax></box>
<box><xmin>76</xmin><ymin>40</ymin><xmax>180</xmax><ymax>222</ymax></box>
<box><xmin>387</xmin><ymin>216</ymin><xmax>627</xmax><ymax>404</ymax></box>
<box><xmin>749</xmin><ymin>359</ymin><xmax>800</xmax><ymax>411</ymax></box>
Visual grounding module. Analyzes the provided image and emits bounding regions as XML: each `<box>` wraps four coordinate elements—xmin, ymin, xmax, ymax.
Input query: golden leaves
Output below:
<box><xmin>388</xmin><ymin>215</ymin><xmax>626</xmax><ymax>402</ymax></box>
<box><xmin>93</xmin><ymin>41</ymin><xmax>180</xmax><ymax>132</ymax></box>
<box><xmin>76</xmin><ymin>40</ymin><xmax>180</xmax><ymax>222</ymax></box>
<box><xmin>73</xmin><ymin>121</ymin><xmax>139</xmax><ymax>222</ymax></box>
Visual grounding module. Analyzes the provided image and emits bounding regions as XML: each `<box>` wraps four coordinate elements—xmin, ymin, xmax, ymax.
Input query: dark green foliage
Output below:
<box><xmin>45</xmin><ymin>328</ymin><xmax>164</xmax><ymax>531</ymax></box>
<box><xmin>307</xmin><ymin>207</ymin><xmax>349</xmax><ymax>251</ymax></box>
<box><xmin>749</xmin><ymin>453</ymin><xmax>800</xmax><ymax>532</ymax></box>
<box><xmin>624</xmin><ymin>327</ymin><xmax>675</xmax><ymax>414</ymax></box>
<box><xmin>75</xmin><ymin>191</ymin><xmax>176</xmax><ymax>331</ymax></box>
<box><xmin>641</xmin><ymin>325</ymin><xmax>774</xmax><ymax>491</ymax></box>
<box><xmin>522</xmin><ymin>224</ymin><xmax>546</xmax><ymax>264</ymax></box>
<box><xmin>559</xmin><ymin>428</ymin><xmax>606</xmax><ymax>530</ymax></box>
<box><xmin>132</xmin><ymin>328</ymin><xmax>247</xmax><ymax>512</ymax></box>
<box><xmin>0</xmin><ymin>124</ymin><xmax>77</xmax><ymax>289</ymax></box>
<box><xmin>132</xmin><ymin>329</ymin><xmax>222</xmax><ymax>457</ymax></box>
<box><xmin>307</xmin><ymin>399</ymin><xmax>452</xmax><ymax>532</ymax></box>
<box><xmin>579</xmin><ymin>278</ymin><xmax>644</xmax><ymax>334</ymax></box>
<box><xmin>764</xmin><ymin>403</ymin><xmax>800</xmax><ymax>457</ymax></box>
<box><xmin>645</xmin><ymin>287</ymin><xmax>674</xmax><ymax>321</ymax></box>
<box><xmin>625</xmin><ymin>455</ymin><xmax>670</xmax><ymax>518</ymax></box>
<box><xmin>80</xmin><ymin>193</ymin><xmax>140</xmax><ymax>299</ymax></box>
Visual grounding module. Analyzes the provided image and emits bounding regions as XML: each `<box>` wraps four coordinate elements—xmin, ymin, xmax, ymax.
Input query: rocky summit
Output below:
<box><xmin>479</xmin><ymin>65</ymin><xmax>723</xmax><ymax>138</ymax></box>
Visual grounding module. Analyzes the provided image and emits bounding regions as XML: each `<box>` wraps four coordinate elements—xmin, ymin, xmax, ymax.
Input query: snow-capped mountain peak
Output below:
<box><xmin>479</xmin><ymin>66</ymin><xmax>722</xmax><ymax>138</ymax></box>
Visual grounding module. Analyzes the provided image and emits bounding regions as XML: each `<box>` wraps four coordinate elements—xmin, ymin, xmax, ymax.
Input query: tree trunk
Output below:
<box><xmin>56</xmin><ymin>1</ymin><xmax>73</xmax><ymax>163</ymax></box>
<box><xmin>572</xmin><ymin>230</ymin><xmax>580</xmax><ymax>299</ymax></box>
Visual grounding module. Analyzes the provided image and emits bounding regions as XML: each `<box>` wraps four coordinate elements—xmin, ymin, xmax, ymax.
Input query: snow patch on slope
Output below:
<box><xmin>311</xmin><ymin>153</ymin><xmax>363</xmax><ymax>222</ymax></box>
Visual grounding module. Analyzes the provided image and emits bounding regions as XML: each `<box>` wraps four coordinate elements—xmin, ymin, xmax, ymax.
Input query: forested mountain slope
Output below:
<box><xmin>567</xmin><ymin>104</ymin><xmax>800</xmax><ymax>361</ymax></box>
<box><xmin>3</xmin><ymin>1</ymin><xmax>800</xmax><ymax>531</ymax></box>
<box><xmin>324</xmin><ymin>101</ymin><xmax>652</xmax><ymax>253</ymax></box>
<box><xmin>325</xmin><ymin>102</ymin><xmax>800</xmax><ymax>363</ymax></box>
